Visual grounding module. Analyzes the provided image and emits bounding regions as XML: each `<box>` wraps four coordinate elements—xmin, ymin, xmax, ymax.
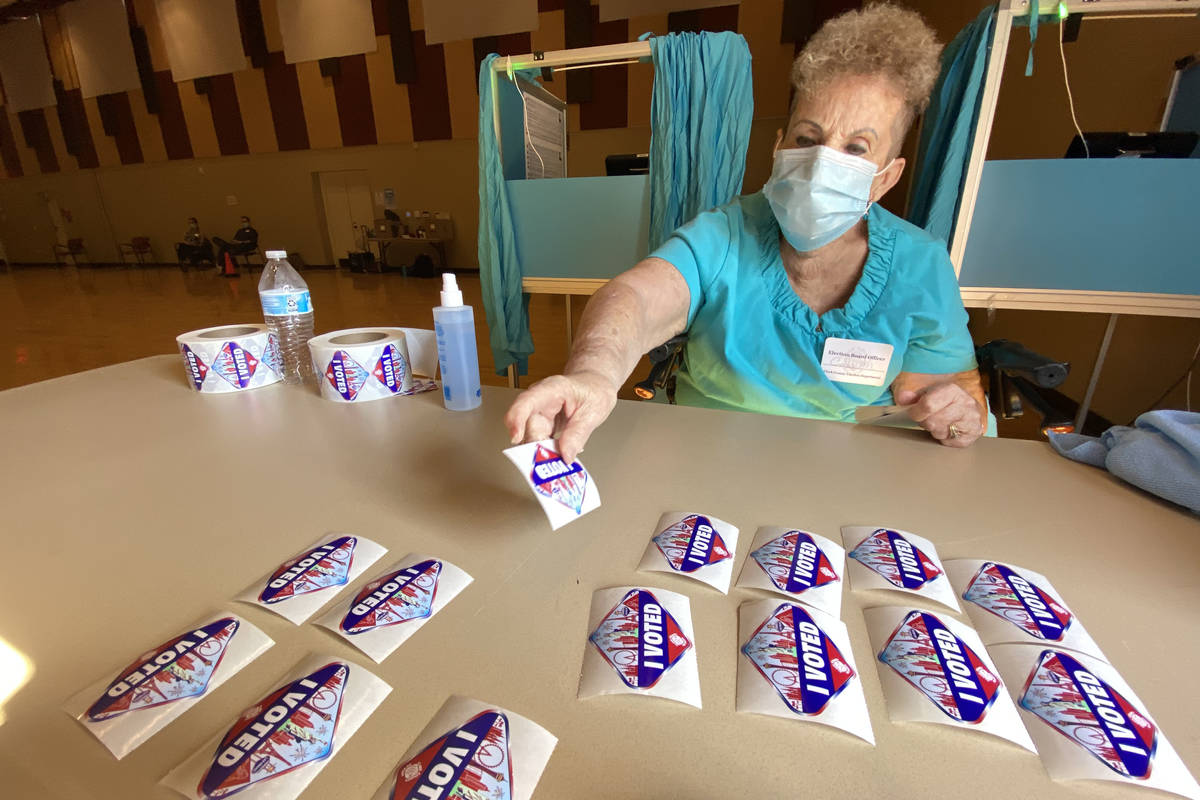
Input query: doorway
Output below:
<box><xmin>317</xmin><ymin>170</ymin><xmax>373</xmax><ymax>265</ymax></box>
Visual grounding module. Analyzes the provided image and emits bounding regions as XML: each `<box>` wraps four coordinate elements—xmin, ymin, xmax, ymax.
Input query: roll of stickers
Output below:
<box><xmin>309</xmin><ymin>328</ymin><xmax>435</xmax><ymax>403</ymax></box>
<box><xmin>176</xmin><ymin>324</ymin><xmax>283</xmax><ymax>393</ymax></box>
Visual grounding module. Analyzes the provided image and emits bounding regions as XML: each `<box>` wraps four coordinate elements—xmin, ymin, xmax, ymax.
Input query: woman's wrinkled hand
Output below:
<box><xmin>894</xmin><ymin>382</ymin><xmax>984</xmax><ymax>448</ymax></box>
<box><xmin>504</xmin><ymin>370</ymin><xmax>619</xmax><ymax>463</ymax></box>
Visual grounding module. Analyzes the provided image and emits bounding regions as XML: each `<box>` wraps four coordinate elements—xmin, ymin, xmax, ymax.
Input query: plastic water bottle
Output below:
<box><xmin>258</xmin><ymin>250</ymin><xmax>315</xmax><ymax>385</ymax></box>
<box><xmin>433</xmin><ymin>273</ymin><xmax>481</xmax><ymax>411</ymax></box>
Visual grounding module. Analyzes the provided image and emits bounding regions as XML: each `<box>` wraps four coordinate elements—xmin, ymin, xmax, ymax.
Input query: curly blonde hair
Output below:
<box><xmin>791</xmin><ymin>2</ymin><xmax>942</xmax><ymax>135</ymax></box>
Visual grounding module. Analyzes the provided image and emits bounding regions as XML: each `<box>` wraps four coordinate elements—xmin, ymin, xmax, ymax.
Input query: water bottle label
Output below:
<box><xmin>260</xmin><ymin>290</ymin><xmax>312</xmax><ymax>316</ymax></box>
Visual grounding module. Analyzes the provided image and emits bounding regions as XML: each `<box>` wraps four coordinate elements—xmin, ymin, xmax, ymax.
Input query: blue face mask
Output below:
<box><xmin>763</xmin><ymin>145</ymin><xmax>889</xmax><ymax>252</ymax></box>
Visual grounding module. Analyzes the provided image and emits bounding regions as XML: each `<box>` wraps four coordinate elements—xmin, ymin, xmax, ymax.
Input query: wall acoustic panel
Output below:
<box><xmin>0</xmin><ymin>17</ymin><xmax>57</xmax><ymax>112</ymax></box>
<box><xmin>421</xmin><ymin>0</ymin><xmax>537</xmax><ymax>46</ymax></box>
<box><xmin>155</xmin><ymin>0</ymin><xmax>249</xmax><ymax>81</ymax></box>
<box><xmin>61</xmin><ymin>0</ymin><xmax>144</xmax><ymax>99</ymax></box>
<box><xmin>598</xmin><ymin>0</ymin><xmax>739</xmax><ymax>22</ymax></box>
<box><xmin>276</xmin><ymin>0</ymin><xmax>377</xmax><ymax>64</ymax></box>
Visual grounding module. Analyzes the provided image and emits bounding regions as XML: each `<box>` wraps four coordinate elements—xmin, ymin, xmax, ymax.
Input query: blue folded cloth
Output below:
<box><xmin>1048</xmin><ymin>410</ymin><xmax>1200</xmax><ymax>513</ymax></box>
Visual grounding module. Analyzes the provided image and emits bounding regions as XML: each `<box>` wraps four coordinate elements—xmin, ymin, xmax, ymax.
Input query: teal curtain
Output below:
<box><xmin>648</xmin><ymin>31</ymin><xmax>754</xmax><ymax>251</ymax></box>
<box><xmin>908</xmin><ymin>4</ymin><xmax>997</xmax><ymax>245</ymax></box>
<box><xmin>477</xmin><ymin>54</ymin><xmax>533</xmax><ymax>376</ymax></box>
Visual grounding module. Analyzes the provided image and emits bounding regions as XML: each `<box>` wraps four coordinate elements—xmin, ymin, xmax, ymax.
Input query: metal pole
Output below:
<box><xmin>1075</xmin><ymin>313</ymin><xmax>1119</xmax><ymax>432</ymax></box>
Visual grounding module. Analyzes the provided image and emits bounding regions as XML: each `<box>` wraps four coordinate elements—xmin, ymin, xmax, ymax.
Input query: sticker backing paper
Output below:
<box><xmin>736</xmin><ymin>599</ymin><xmax>873</xmax><ymax>744</ymax></box>
<box><xmin>503</xmin><ymin>440</ymin><xmax>601</xmax><ymax>530</ymax></box>
<box><xmin>162</xmin><ymin>654</ymin><xmax>391</xmax><ymax>800</ymax></box>
<box><xmin>864</xmin><ymin>606</ymin><xmax>1035</xmax><ymax>752</ymax></box>
<box><xmin>842</xmin><ymin>525</ymin><xmax>959</xmax><ymax>612</ymax></box>
<box><xmin>64</xmin><ymin>613</ymin><xmax>273</xmax><ymax>759</ymax></box>
<box><xmin>314</xmin><ymin>553</ymin><xmax>473</xmax><ymax>663</ymax></box>
<box><xmin>371</xmin><ymin>695</ymin><xmax>558</xmax><ymax>800</ymax></box>
<box><xmin>578</xmin><ymin>586</ymin><xmax>701</xmax><ymax>708</ymax></box>
<box><xmin>990</xmin><ymin>644</ymin><xmax>1200</xmax><ymax>800</ymax></box>
<box><xmin>638</xmin><ymin>511</ymin><xmax>740</xmax><ymax>594</ymax></box>
<box><xmin>735</xmin><ymin>527</ymin><xmax>845</xmax><ymax>616</ymax></box>
<box><xmin>235</xmin><ymin>533</ymin><xmax>387</xmax><ymax>624</ymax></box>
<box><xmin>945</xmin><ymin>559</ymin><xmax>1105</xmax><ymax>660</ymax></box>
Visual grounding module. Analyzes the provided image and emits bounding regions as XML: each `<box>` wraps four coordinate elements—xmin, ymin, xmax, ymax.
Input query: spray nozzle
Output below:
<box><xmin>440</xmin><ymin>273</ymin><xmax>463</xmax><ymax>307</ymax></box>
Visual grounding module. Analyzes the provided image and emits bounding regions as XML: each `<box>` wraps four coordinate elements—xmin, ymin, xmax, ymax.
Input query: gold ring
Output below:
<box><xmin>948</xmin><ymin>424</ymin><xmax>962</xmax><ymax>439</ymax></box>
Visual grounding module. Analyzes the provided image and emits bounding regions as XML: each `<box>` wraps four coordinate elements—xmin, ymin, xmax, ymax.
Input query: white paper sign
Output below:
<box><xmin>853</xmin><ymin>404</ymin><xmax>920</xmax><ymax>429</ymax></box>
<box><xmin>842</xmin><ymin>525</ymin><xmax>959</xmax><ymax>612</ymax></box>
<box><xmin>945</xmin><ymin>559</ymin><xmax>1105</xmax><ymax>661</ymax></box>
<box><xmin>821</xmin><ymin>337</ymin><xmax>893</xmax><ymax>386</ymax></box>
<box><xmin>162</xmin><ymin>654</ymin><xmax>392</xmax><ymax>800</ymax></box>
<box><xmin>315</xmin><ymin>554</ymin><xmax>473</xmax><ymax>663</ymax></box>
<box><xmin>64</xmin><ymin>613</ymin><xmax>273</xmax><ymax>759</ymax></box>
<box><xmin>503</xmin><ymin>440</ymin><xmax>601</xmax><ymax>530</ymax></box>
<box><xmin>864</xmin><ymin>606</ymin><xmax>1036</xmax><ymax>752</ymax></box>
<box><xmin>393</xmin><ymin>328</ymin><xmax>438</xmax><ymax>377</ymax></box>
<box><xmin>638</xmin><ymin>511</ymin><xmax>739</xmax><ymax>594</ymax></box>
<box><xmin>990</xmin><ymin>645</ymin><xmax>1200</xmax><ymax>800</ymax></box>
<box><xmin>371</xmin><ymin>695</ymin><xmax>558</xmax><ymax>800</ymax></box>
<box><xmin>737</xmin><ymin>599</ymin><xmax>874</xmax><ymax>744</ymax></box>
<box><xmin>578</xmin><ymin>586</ymin><xmax>701</xmax><ymax>709</ymax></box>
<box><xmin>735</xmin><ymin>527</ymin><xmax>845</xmax><ymax>617</ymax></box>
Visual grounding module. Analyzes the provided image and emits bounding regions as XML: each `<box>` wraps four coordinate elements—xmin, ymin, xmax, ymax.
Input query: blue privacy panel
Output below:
<box><xmin>959</xmin><ymin>159</ymin><xmax>1200</xmax><ymax>294</ymax></box>
<box><xmin>508</xmin><ymin>175</ymin><xmax>651</xmax><ymax>279</ymax></box>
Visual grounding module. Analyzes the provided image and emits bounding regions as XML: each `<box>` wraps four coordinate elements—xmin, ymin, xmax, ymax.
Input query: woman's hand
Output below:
<box><xmin>892</xmin><ymin>370</ymin><xmax>986</xmax><ymax>448</ymax></box>
<box><xmin>504</xmin><ymin>370</ymin><xmax>619</xmax><ymax>464</ymax></box>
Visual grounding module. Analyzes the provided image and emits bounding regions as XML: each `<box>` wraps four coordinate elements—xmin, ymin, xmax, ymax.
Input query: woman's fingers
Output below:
<box><xmin>505</xmin><ymin>380</ymin><xmax>567</xmax><ymax>443</ymax></box>
<box><xmin>504</xmin><ymin>373</ymin><xmax>618</xmax><ymax>462</ymax></box>
<box><xmin>905</xmin><ymin>383</ymin><xmax>982</xmax><ymax>447</ymax></box>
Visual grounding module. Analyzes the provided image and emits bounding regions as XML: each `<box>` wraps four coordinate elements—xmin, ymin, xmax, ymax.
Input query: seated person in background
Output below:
<box><xmin>175</xmin><ymin>217</ymin><xmax>214</xmax><ymax>266</ymax></box>
<box><xmin>506</xmin><ymin>2</ymin><xmax>985</xmax><ymax>461</ymax></box>
<box><xmin>213</xmin><ymin>216</ymin><xmax>259</xmax><ymax>265</ymax></box>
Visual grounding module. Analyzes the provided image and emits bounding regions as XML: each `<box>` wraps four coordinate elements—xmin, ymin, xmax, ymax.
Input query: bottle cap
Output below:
<box><xmin>440</xmin><ymin>273</ymin><xmax>463</xmax><ymax>307</ymax></box>
<box><xmin>264</xmin><ymin>250</ymin><xmax>287</xmax><ymax>259</ymax></box>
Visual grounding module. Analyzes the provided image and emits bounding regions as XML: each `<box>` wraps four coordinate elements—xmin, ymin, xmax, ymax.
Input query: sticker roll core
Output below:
<box><xmin>176</xmin><ymin>323</ymin><xmax>283</xmax><ymax>393</ymax></box>
<box><xmin>308</xmin><ymin>327</ymin><xmax>415</xmax><ymax>403</ymax></box>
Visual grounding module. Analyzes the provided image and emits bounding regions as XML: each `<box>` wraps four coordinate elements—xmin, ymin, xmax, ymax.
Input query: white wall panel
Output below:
<box><xmin>0</xmin><ymin>17</ymin><xmax>56</xmax><ymax>112</ymax></box>
<box><xmin>155</xmin><ymin>0</ymin><xmax>248</xmax><ymax>81</ymax></box>
<box><xmin>598</xmin><ymin>0</ymin><xmax>740</xmax><ymax>22</ymax></box>
<box><xmin>421</xmin><ymin>0</ymin><xmax>538</xmax><ymax>45</ymax></box>
<box><xmin>276</xmin><ymin>0</ymin><xmax>376</xmax><ymax>64</ymax></box>
<box><xmin>60</xmin><ymin>0</ymin><xmax>142</xmax><ymax>98</ymax></box>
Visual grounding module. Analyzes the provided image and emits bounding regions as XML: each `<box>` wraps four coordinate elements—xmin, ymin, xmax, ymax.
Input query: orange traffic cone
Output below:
<box><xmin>220</xmin><ymin>252</ymin><xmax>239</xmax><ymax>278</ymax></box>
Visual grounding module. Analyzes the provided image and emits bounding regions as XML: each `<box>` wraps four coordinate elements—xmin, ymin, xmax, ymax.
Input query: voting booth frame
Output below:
<box><xmin>950</xmin><ymin>0</ymin><xmax>1200</xmax><ymax>428</ymax></box>
<box><xmin>488</xmin><ymin>43</ymin><xmax>652</xmax><ymax>387</ymax></box>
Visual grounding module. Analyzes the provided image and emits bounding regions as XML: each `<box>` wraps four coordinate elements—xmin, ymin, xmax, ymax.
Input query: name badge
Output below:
<box><xmin>821</xmin><ymin>337</ymin><xmax>893</xmax><ymax>387</ymax></box>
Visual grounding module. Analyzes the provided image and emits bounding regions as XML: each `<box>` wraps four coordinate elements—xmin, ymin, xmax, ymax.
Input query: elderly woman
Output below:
<box><xmin>506</xmin><ymin>3</ymin><xmax>985</xmax><ymax>461</ymax></box>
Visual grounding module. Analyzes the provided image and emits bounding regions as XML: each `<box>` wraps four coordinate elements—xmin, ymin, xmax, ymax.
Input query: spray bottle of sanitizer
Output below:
<box><xmin>433</xmin><ymin>273</ymin><xmax>482</xmax><ymax>411</ymax></box>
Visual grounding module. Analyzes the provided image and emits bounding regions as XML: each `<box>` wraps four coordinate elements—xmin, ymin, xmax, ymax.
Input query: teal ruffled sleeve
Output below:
<box><xmin>898</xmin><ymin>238</ymin><xmax>978</xmax><ymax>375</ymax></box>
<box><xmin>648</xmin><ymin>207</ymin><xmax>733</xmax><ymax>328</ymax></box>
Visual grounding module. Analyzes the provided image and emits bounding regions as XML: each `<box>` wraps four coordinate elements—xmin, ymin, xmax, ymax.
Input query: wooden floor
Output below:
<box><xmin>0</xmin><ymin>263</ymin><xmax>643</xmax><ymax>396</ymax></box>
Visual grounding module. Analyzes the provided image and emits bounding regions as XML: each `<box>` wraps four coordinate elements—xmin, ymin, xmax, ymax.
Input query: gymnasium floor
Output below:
<box><xmin>0</xmin><ymin>264</ymin><xmax>607</xmax><ymax>394</ymax></box>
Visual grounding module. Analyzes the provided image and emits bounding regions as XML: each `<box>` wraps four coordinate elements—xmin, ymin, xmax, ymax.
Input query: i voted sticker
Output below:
<box><xmin>260</xmin><ymin>536</ymin><xmax>358</xmax><ymax>604</ymax></box>
<box><xmin>87</xmin><ymin>618</ymin><xmax>239</xmax><ymax>722</ymax></box>
<box><xmin>1020</xmin><ymin>650</ymin><xmax>1156</xmax><ymax>778</ymax></box>
<box><xmin>589</xmin><ymin>589</ymin><xmax>691</xmax><ymax>690</ymax></box>
<box><xmin>849</xmin><ymin>529</ymin><xmax>941</xmax><ymax>590</ymax></box>
<box><xmin>653</xmin><ymin>515</ymin><xmax>731</xmax><ymax>573</ymax></box>
<box><xmin>820</xmin><ymin>337</ymin><xmax>893</xmax><ymax>387</ymax></box>
<box><xmin>181</xmin><ymin>345</ymin><xmax>209</xmax><ymax>390</ymax></box>
<box><xmin>964</xmin><ymin>562</ymin><xmax>1072</xmax><ymax>641</ymax></box>
<box><xmin>199</xmin><ymin>662</ymin><xmax>347</xmax><ymax>797</ymax></box>
<box><xmin>639</xmin><ymin>511</ymin><xmax>740</xmax><ymax>594</ymax></box>
<box><xmin>741</xmin><ymin>603</ymin><xmax>854</xmax><ymax>716</ymax></box>
<box><xmin>878</xmin><ymin>610</ymin><xmax>1000</xmax><ymax>724</ymax></box>
<box><xmin>390</xmin><ymin>711</ymin><xmax>511</xmax><ymax>799</ymax></box>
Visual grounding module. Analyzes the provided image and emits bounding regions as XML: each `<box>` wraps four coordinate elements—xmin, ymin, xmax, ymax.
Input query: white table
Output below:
<box><xmin>0</xmin><ymin>356</ymin><xmax>1196</xmax><ymax>799</ymax></box>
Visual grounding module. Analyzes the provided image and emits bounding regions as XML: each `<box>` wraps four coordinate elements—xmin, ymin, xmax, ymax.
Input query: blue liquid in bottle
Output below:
<box><xmin>433</xmin><ymin>273</ymin><xmax>482</xmax><ymax>411</ymax></box>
